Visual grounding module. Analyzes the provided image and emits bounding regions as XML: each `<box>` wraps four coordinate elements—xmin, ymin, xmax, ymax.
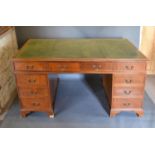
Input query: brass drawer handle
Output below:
<box><xmin>124</xmin><ymin>90</ymin><xmax>132</xmax><ymax>95</ymax></box>
<box><xmin>0</xmin><ymin>85</ymin><xmax>1</xmax><ymax>90</ymax></box>
<box><xmin>32</xmin><ymin>102</ymin><xmax>40</xmax><ymax>106</ymax></box>
<box><xmin>92</xmin><ymin>64</ymin><xmax>102</xmax><ymax>69</ymax></box>
<box><xmin>125</xmin><ymin>65</ymin><xmax>134</xmax><ymax>70</ymax></box>
<box><xmin>92</xmin><ymin>64</ymin><xmax>97</xmax><ymax>69</ymax></box>
<box><xmin>28</xmin><ymin>79</ymin><xmax>36</xmax><ymax>83</ymax></box>
<box><xmin>58</xmin><ymin>65</ymin><xmax>67</xmax><ymax>69</ymax></box>
<box><xmin>123</xmin><ymin>103</ymin><xmax>131</xmax><ymax>106</ymax></box>
<box><xmin>26</xmin><ymin>65</ymin><xmax>34</xmax><ymax>69</ymax></box>
<box><xmin>125</xmin><ymin>79</ymin><xmax>132</xmax><ymax>84</ymax></box>
<box><xmin>30</xmin><ymin>91</ymin><xmax>37</xmax><ymax>95</ymax></box>
<box><xmin>98</xmin><ymin>65</ymin><xmax>102</xmax><ymax>69</ymax></box>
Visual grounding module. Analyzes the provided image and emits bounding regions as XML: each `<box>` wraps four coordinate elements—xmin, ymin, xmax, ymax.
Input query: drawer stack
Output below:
<box><xmin>110</xmin><ymin>61</ymin><xmax>146</xmax><ymax>117</ymax></box>
<box><xmin>14</xmin><ymin>62</ymin><xmax>54</xmax><ymax>117</ymax></box>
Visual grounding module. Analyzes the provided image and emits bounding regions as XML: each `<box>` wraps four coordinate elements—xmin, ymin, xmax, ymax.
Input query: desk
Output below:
<box><xmin>13</xmin><ymin>39</ymin><xmax>147</xmax><ymax>118</ymax></box>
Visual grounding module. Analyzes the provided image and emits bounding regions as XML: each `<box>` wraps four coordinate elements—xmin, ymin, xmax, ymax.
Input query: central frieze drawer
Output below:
<box><xmin>18</xmin><ymin>87</ymin><xmax>49</xmax><ymax>98</ymax></box>
<box><xmin>20</xmin><ymin>97</ymin><xmax>51</xmax><ymax>110</ymax></box>
<box><xmin>113</xmin><ymin>74</ymin><xmax>145</xmax><ymax>86</ymax></box>
<box><xmin>14</xmin><ymin>62</ymin><xmax>48</xmax><ymax>71</ymax></box>
<box><xmin>114</xmin><ymin>62</ymin><xmax>146</xmax><ymax>72</ymax></box>
<box><xmin>49</xmin><ymin>62</ymin><xmax>80</xmax><ymax>72</ymax></box>
<box><xmin>80</xmin><ymin>62</ymin><xmax>113</xmax><ymax>73</ymax></box>
<box><xmin>16</xmin><ymin>74</ymin><xmax>48</xmax><ymax>87</ymax></box>
<box><xmin>113</xmin><ymin>87</ymin><xmax>144</xmax><ymax>98</ymax></box>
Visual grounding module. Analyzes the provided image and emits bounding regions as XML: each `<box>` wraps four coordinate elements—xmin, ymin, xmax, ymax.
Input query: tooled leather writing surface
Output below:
<box><xmin>15</xmin><ymin>39</ymin><xmax>146</xmax><ymax>59</ymax></box>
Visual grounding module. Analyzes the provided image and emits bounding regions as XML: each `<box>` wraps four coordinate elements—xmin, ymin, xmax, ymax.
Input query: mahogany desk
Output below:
<box><xmin>13</xmin><ymin>39</ymin><xmax>147</xmax><ymax>118</ymax></box>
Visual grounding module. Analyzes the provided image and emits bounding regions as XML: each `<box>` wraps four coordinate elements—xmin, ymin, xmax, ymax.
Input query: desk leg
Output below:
<box><xmin>136</xmin><ymin>110</ymin><xmax>144</xmax><ymax>117</ymax></box>
<box><xmin>48</xmin><ymin>111</ymin><xmax>55</xmax><ymax>118</ymax></box>
<box><xmin>110</xmin><ymin>110</ymin><xmax>120</xmax><ymax>117</ymax></box>
<box><xmin>20</xmin><ymin>111</ymin><xmax>31</xmax><ymax>118</ymax></box>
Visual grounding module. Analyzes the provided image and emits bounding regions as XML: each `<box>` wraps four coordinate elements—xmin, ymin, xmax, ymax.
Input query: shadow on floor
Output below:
<box><xmin>84</xmin><ymin>75</ymin><xmax>110</xmax><ymax>115</ymax></box>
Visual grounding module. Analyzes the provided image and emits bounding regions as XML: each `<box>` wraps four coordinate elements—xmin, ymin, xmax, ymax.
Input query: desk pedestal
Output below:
<box><xmin>103</xmin><ymin>73</ymin><xmax>145</xmax><ymax>117</ymax></box>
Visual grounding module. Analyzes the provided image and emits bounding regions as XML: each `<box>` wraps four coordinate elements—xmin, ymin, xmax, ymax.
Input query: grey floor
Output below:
<box><xmin>145</xmin><ymin>75</ymin><xmax>155</xmax><ymax>103</ymax></box>
<box><xmin>0</xmin><ymin>75</ymin><xmax>155</xmax><ymax>128</ymax></box>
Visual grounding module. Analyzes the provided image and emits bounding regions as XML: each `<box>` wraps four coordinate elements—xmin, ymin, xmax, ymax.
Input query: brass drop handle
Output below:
<box><xmin>26</xmin><ymin>65</ymin><xmax>34</xmax><ymax>69</ymax></box>
<box><xmin>58</xmin><ymin>64</ymin><xmax>67</xmax><ymax>70</ymax></box>
<box><xmin>28</xmin><ymin>79</ymin><xmax>36</xmax><ymax>83</ymax></box>
<box><xmin>125</xmin><ymin>65</ymin><xmax>134</xmax><ymax>70</ymax></box>
<box><xmin>125</xmin><ymin>79</ymin><xmax>132</xmax><ymax>84</ymax></box>
<box><xmin>123</xmin><ymin>103</ymin><xmax>131</xmax><ymax>106</ymax></box>
<box><xmin>30</xmin><ymin>90</ymin><xmax>38</xmax><ymax>95</ymax></box>
<box><xmin>92</xmin><ymin>64</ymin><xmax>102</xmax><ymax>69</ymax></box>
<box><xmin>32</xmin><ymin>102</ymin><xmax>40</xmax><ymax>106</ymax></box>
<box><xmin>124</xmin><ymin>90</ymin><xmax>132</xmax><ymax>95</ymax></box>
<box><xmin>92</xmin><ymin>64</ymin><xmax>103</xmax><ymax>70</ymax></box>
<box><xmin>98</xmin><ymin>65</ymin><xmax>102</xmax><ymax>69</ymax></box>
<box><xmin>92</xmin><ymin>64</ymin><xmax>97</xmax><ymax>69</ymax></box>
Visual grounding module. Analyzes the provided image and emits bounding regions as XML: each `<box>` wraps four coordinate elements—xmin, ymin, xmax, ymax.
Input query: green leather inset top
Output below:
<box><xmin>15</xmin><ymin>39</ymin><xmax>146</xmax><ymax>59</ymax></box>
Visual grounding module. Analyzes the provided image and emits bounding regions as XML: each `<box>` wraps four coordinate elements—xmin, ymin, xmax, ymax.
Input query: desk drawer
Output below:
<box><xmin>14</xmin><ymin>62</ymin><xmax>47</xmax><ymax>71</ymax></box>
<box><xmin>80</xmin><ymin>62</ymin><xmax>113</xmax><ymax>73</ymax></box>
<box><xmin>112</xmin><ymin>98</ymin><xmax>142</xmax><ymax>109</ymax></box>
<box><xmin>113</xmin><ymin>87</ymin><xmax>144</xmax><ymax>98</ymax></box>
<box><xmin>20</xmin><ymin>97</ymin><xmax>51</xmax><ymax>110</ymax></box>
<box><xmin>16</xmin><ymin>74</ymin><xmax>48</xmax><ymax>87</ymax></box>
<box><xmin>114</xmin><ymin>62</ymin><xmax>146</xmax><ymax>73</ymax></box>
<box><xmin>49</xmin><ymin>62</ymin><xmax>80</xmax><ymax>72</ymax></box>
<box><xmin>18</xmin><ymin>87</ymin><xmax>49</xmax><ymax>98</ymax></box>
<box><xmin>113</xmin><ymin>74</ymin><xmax>145</xmax><ymax>86</ymax></box>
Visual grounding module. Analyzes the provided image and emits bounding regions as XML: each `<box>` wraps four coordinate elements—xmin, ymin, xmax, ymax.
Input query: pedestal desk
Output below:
<box><xmin>13</xmin><ymin>39</ymin><xmax>147</xmax><ymax>118</ymax></box>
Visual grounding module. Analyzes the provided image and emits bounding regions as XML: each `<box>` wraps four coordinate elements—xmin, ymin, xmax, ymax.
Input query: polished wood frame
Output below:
<box><xmin>13</xmin><ymin>57</ymin><xmax>147</xmax><ymax>118</ymax></box>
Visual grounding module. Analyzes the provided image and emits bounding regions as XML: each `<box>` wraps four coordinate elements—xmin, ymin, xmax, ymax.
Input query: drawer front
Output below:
<box><xmin>80</xmin><ymin>62</ymin><xmax>113</xmax><ymax>73</ymax></box>
<box><xmin>113</xmin><ymin>87</ymin><xmax>144</xmax><ymax>98</ymax></box>
<box><xmin>49</xmin><ymin>62</ymin><xmax>80</xmax><ymax>72</ymax></box>
<box><xmin>112</xmin><ymin>98</ymin><xmax>142</xmax><ymax>109</ymax></box>
<box><xmin>16</xmin><ymin>74</ymin><xmax>48</xmax><ymax>87</ymax></box>
<box><xmin>18</xmin><ymin>87</ymin><xmax>49</xmax><ymax>98</ymax></box>
<box><xmin>114</xmin><ymin>62</ymin><xmax>146</xmax><ymax>73</ymax></box>
<box><xmin>113</xmin><ymin>74</ymin><xmax>145</xmax><ymax>86</ymax></box>
<box><xmin>14</xmin><ymin>62</ymin><xmax>47</xmax><ymax>71</ymax></box>
<box><xmin>20</xmin><ymin>97</ymin><xmax>51</xmax><ymax>110</ymax></box>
